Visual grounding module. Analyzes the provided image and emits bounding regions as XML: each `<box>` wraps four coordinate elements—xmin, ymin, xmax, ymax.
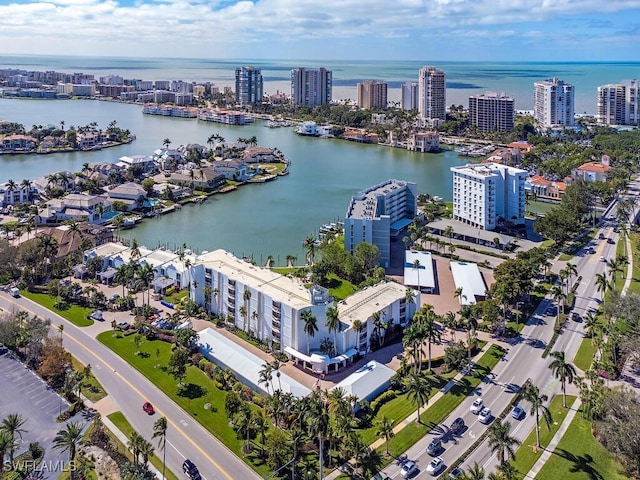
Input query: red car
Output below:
<box><xmin>142</xmin><ymin>402</ymin><xmax>155</xmax><ymax>415</ymax></box>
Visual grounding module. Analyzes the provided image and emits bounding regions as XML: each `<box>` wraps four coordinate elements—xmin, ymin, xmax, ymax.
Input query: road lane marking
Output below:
<box><xmin>6</xmin><ymin>298</ymin><xmax>236</xmax><ymax>480</ymax></box>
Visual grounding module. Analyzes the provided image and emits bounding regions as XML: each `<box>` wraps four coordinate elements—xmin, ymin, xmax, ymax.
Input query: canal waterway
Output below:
<box><xmin>0</xmin><ymin>98</ymin><xmax>469</xmax><ymax>263</ymax></box>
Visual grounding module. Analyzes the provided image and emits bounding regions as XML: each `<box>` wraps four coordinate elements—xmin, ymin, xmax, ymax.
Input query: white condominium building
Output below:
<box><xmin>468</xmin><ymin>92</ymin><xmax>515</xmax><ymax>133</ymax></box>
<box><xmin>451</xmin><ymin>163</ymin><xmax>526</xmax><ymax>230</ymax></box>
<box><xmin>344</xmin><ymin>179</ymin><xmax>418</xmax><ymax>268</ymax></box>
<box><xmin>401</xmin><ymin>82</ymin><xmax>418</xmax><ymax>111</ymax></box>
<box><xmin>357</xmin><ymin>80</ymin><xmax>388</xmax><ymax>110</ymax></box>
<box><xmin>534</xmin><ymin>78</ymin><xmax>575</xmax><ymax>128</ymax></box>
<box><xmin>235</xmin><ymin>66</ymin><xmax>263</xmax><ymax>105</ymax></box>
<box><xmin>291</xmin><ymin>67</ymin><xmax>332</xmax><ymax>106</ymax></box>
<box><xmin>597</xmin><ymin>79</ymin><xmax>639</xmax><ymax>125</ymax></box>
<box><xmin>418</xmin><ymin>66</ymin><xmax>446</xmax><ymax>121</ymax></box>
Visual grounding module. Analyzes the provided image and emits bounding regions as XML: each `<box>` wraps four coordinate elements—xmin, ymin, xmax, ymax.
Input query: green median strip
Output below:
<box><xmin>21</xmin><ymin>290</ymin><xmax>94</xmax><ymax>327</ymax></box>
<box><xmin>509</xmin><ymin>395</ymin><xmax>574</xmax><ymax>478</ymax></box>
<box><xmin>107</xmin><ymin>411</ymin><xmax>180</xmax><ymax>480</ymax></box>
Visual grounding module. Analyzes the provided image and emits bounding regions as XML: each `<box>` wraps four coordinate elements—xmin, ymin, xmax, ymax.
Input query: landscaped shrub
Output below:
<box><xmin>198</xmin><ymin>358</ymin><xmax>209</xmax><ymax>370</ymax></box>
<box><xmin>370</xmin><ymin>390</ymin><xmax>396</xmax><ymax>415</ymax></box>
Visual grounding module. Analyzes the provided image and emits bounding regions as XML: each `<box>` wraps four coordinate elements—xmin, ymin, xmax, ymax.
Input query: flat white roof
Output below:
<box><xmin>195</xmin><ymin>249</ymin><xmax>312</xmax><ymax>309</ymax></box>
<box><xmin>87</xmin><ymin>242</ymin><xmax>128</xmax><ymax>258</ymax></box>
<box><xmin>329</xmin><ymin>360</ymin><xmax>395</xmax><ymax>402</ymax></box>
<box><xmin>404</xmin><ymin>251</ymin><xmax>436</xmax><ymax>289</ymax></box>
<box><xmin>450</xmin><ymin>261</ymin><xmax>487</xmax><ymax>305</ymax></box>
<box><xmin>198</xmin><ymin>328</ymin><xmax>311</xmax><ymax>398</ymax></box>
<box><xmin>337</xmin><ymin>281</ymin><xmax>407</xmax><ymax>328</ymax></box>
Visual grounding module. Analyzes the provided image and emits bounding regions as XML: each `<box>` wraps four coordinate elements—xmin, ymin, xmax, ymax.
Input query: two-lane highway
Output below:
<box><xmin>0</xmin><ymin>294</ymin><xmax>261</xmax><ymax>480</ymax></box>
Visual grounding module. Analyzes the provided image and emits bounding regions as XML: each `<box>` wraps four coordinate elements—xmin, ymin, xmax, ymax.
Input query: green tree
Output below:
<box><xmin>301</xmin><ymin>310</ymin><xmax>318</xmax><ymax>355</ymax></box>
<box><xmin>375</xmin><ymin>416</ymin><xmax>394</xmax><ymax>456</ymax></box>
<box><xmin>522</xmin><ymin>383</ymin><xmax>552</xmax><ymax>448</ymax></box>
<box><xmin>152</xmin><ymin>417</ymin><xmax>168</xmax><ymax>480</ymax></box>
<box><xmin>405</xmin><ymin>371</ymin><xmax>431</xmax><ymax>424</ymax></box>
<box><xmin>549</xmin><ymin>351</ymin><xmax>577</xmax><ymax>408</ymax></box>
<box><xmin>487</xmin><ymin>420</ymin><xmax>519</xmax><ymax>466</ymax></box>
<box><xmin>1</xmin><ymin>413</ymin><xmax>27</xmax><ymax>463</ymax></box>
<box><xmin>52</xmin><ymin>421</ymin><xmax>84</xmax><ymax>480</ymax></box>
<box><xmin>168</xmin><ymin>348</ymin><xmax>189</xmax><ymax>385</ymax></box>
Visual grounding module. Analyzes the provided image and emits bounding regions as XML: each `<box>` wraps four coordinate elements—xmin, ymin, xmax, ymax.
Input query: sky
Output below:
<box><xmin>1</xmin><ymin>0</ymin><xmax>640</xmax><ymax>61</ymax></box>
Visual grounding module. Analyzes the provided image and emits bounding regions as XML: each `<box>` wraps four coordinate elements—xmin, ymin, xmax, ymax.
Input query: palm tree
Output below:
<box><xmin>52</xmin><ymin>421</ymin><xmax>84</xmax><ymax>480</ymax></box>
<box><xmin>139</xmin><ymin>439</ymin><xmax>154</xmax><ymax>467</ymax></box>
<box><xmin>522</xmin><ymin>383</ymin><xmax>552</xmax><ymax>448</ymax></box>
<box><xmin>467</xmin><ymin>462</ymin><xmax>486</xmax><ymax>480</ymax></box>
<box><xmin>243</xmin><ymin>288</ymin><xmax>252</xmax><ymax>333</ymax></box>
<box><xmin>443</xmin><ymin>311</ymin><xmax>457</xmax><ymax>341</ymax></box>
<box><xmin>487</xmin><ymin>420</ymin><xmax>519</xmax><ymax>466</ymax></box>
<box><xmin>549</xmin><ymin>351</ymin><xmax>577</xmax><ymax>408</ymax></box>
<box><xmin>127</xmin><ymin>431</ymin><xmax>144</xmax><ymax>465</ymax></box>
<box><xmin>301</xmin><ymin>310</ymin><xmax>318</xmax><ymax>355</ymax></box>
<box><xmin>583</xmin><ymin>311</ymin><xmax>598</xmax><ymax>338</ymax></box>
<box><xmin>326</xmin><ymin>304</ymin><xmax>340</xmax><ymax>356</ymax></box>
<box><xmin>162</xmin><ymin>138</ymin><xmax>171</xmax><ymax>149</ymax></box>
<box><xmin>352</xmin><ymin>319</ymin><xmax>364</xmax><ymax>352</ymax></box>
<box><xmin>413</xmin><ymin>259</ymin><xmax>421</xmax><ymax>291</ymax></box>
<box><xmin>1</xmin><ymin>413</ymin><xmax>27</xmax><ymax>463</ymax></box>
<box><xmin>444</xmin><ymin>225</ymin><xmax>454</xmax><ymax>249</ymax></box>
<box><xmin>550</xmin><ymin>285</ymin><xmax>566</xmax><ymax>328</ymax></box>
<box><xmin>606</xmin><ymin>258</ymin><xmax>622</xmax><ymax>291</ymax></box>
<box><xmin>0</xmin><ymin>430</ymin><xmax>16</xmax><ymax>470</ymax></box>
<box><xmin>420</xmin><ymin>308</ymin><xmax>442</xmax><ymax>372</ymax></box>
<box><xmin>285</xmin><ymin>254</ymin><xmax>296</xmax><ymax>268</ymax></box>
<box><xmin>402</xmin><ymin>321</ymin><xmax>424</xmax><ymax>372</ymax></box>
<box><xmin>258</xmin><ymin>362</ymin><xmax>274</xmax><ymax>394</ymax></box>
<box><xmin>152</xmin><ymin>417</ymin><xmax>168</xmax><ymax>480</ymax></box>
<box><xmin>303</xmin><ymin>235</ymin><xmax>316</xmax><ymax>266</ymax></box>
<box><xmin>375</xmin><ymin>416</ymin><xmax>395</xmax><ymax>456</ymax></box>
<box><xmin>405</xmin><ymin>371</ymin><xmax>431</xmax><ymax>424</ymax></box>
<box><xmin>595</xmin><ymin>272</ymin><xmax>609</xmax><ymax>302</ymax></box>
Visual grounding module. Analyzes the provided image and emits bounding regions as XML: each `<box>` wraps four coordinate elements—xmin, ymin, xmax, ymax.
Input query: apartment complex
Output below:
<box><xmin>356</xmin><ymin>80</ymin><xmax>388</xmax><ymax>109</ymax></box>
<box><xmin>468</xmin><ymin>92</ymin><xmax>515</xmax><ymax>133</ymax></box>
<box><xmin>235</xmin><ymin>66</ymin><xmax>263</xmax><ymax>105</ymax></box>
<box><xmin>344</xmin><ymin>179</ymin><xmax>418</xmax><ymax>268</ymax></box>
<box><xmin>401</xmin><ymin>82</ymin><xmax>419</xmax><ymax>111</ymax></box>
<box><xmin>290</xmin><ymin>67</ymin><xmax>332</xmax><ymax>106</ymax></box>
<box><xmin>597</xmin><ymin>79</ymin><xmax>639</xmax><ymax>125</ymax></box>
<box><xmin>418</xmin><ymin>66</ymin><xmax>446</xmax><ymax>121</ymax></box>
<box><xmin>533</xmin><ymin>78</ymin><xmax>575</xmax><ymax>128</ymax></box>
<box><xmin>451</xmin><ymin>163</ymin><xmax>526</xmax><ymax>230</ymax></box>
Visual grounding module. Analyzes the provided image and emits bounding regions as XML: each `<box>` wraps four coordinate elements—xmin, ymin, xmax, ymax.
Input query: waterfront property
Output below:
<box><xmin>468</xmin><ymin>91</ymin><xmax>515</xmax><ymax>133</ymax></box>
<box><xmin>451</xmin><ymin>163</ymin><xmax>526</xmax><ymax>230</ymax></box>
<box><xmin>418</xmin><ymin>66</ymin><xmax>446</xmax><ymax>123</ymax></box>
<box><xmin>404</xmin><ymin>250</ymin><xmax>436</xmax><ymax>293</ymax></box>
<box><xmin>534</xmin><ymin>78</ymin><xmax>575</xmax><ymax>128</ymax></box>
<box><xmin>597</xmin><ymin>79</ymin><xmax>640</xmax><ymax>125</ymax></box>
<box><xmin>344</xmin><ymin>179</ymin><xmax>418</xmax><ymax>268</ymax></box>
<box><xmin>37</xmin><ymin>193</ymin><xmax>112</xmax><ymax>224</ymax></box>
<box><xmin>291</xmin><ymin>67</ymin><xmax>332</xmax><ymax>107</ymax></box>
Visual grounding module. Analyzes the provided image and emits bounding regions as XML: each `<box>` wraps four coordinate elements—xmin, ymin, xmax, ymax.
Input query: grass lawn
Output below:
<box><xmin>324</xmin><ymin>274</ymin><xmax>357</xmax><ymax>301</ymax></box>
<box><xmin>21</xmin><ymin>290</ymin><xmax>94</xmax><ymax>327</ymax></box>
<box><xmin>97</xmin><ymin>331</ymin><xmax>271</xmax><ymax>477</ymax></box>
<box><xmin>107</xmin><ymin>411</ymin><xmax>180</xmax><ymax>480</ymax></box>
<box><xmin>626</xmin><ymin>232</ymin><xmax>640</xmax><ymax>295</ymax></box>
<box><xmin>510</xmin><ymin>395</ymin><xmax>575</xmax><ymax>478</ymax></box>
<box><xmin>163</xmin><ymin>290</ymin><xmax>188</xmax><ymax>304</ymax></box>
<box><xmin>535</xmin><ymin>407</ymin><xmax>628</xmax><ymax>480</ymax></box>
<box><xmin>71</xmin><ymin>356</ymin><xmax>107</xmax><ymax>403</ymax></box>
<box><xmin>372</xmin><ymin>345</ymin><xmax>504</xmax><ymax>465</ymax></box>
<box><xmin>573</xmin><ymin>337</ymin><xmax>597</xmax><ymax>372</ymax></box>
<box><xmin>527</xmin><ymin>200</ymin><xmax>559</xmax><ymax>215</ymax></box>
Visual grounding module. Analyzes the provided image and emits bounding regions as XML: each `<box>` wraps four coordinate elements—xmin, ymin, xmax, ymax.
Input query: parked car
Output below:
<box><xmin>450</xmin><ymin>417</ymin><xmax>465</xmax><ymax>435</ymax></box>
<box><xmin>89</xmin><ymin>310</ymin><xmax>104</xmax><ymax>321</ymax></box>
<box><xmin>512</xmin><ymin>405</ymin><xmax>525</xmax><ymax>420</ymax></box>
<box><xmin>449</xmin><ymin>467</ymin><xmax>464</xmax><ymax>479</ymax></box>
<box><xmin>427</xmin><ymin>437</ymin><xmax>442</xmax><ymax>456</ymax></box>
<box><xmin>470</xmin><ymin>398</ymin><xmax>484</xmax><ymax>414</ymax></box>
<box><xmin>571</xmin><ymin>312</ymin><xmax>581</xmax><ymax>322</ymax></box>
<box><xmin>607</xmin><ymin>238</ymin><xmax>615</xmax><ymax>244</ymax></box>
<box><xmin>108</xmin><ymin>294</ymin><xmax>120</xmax><ymax>303</ymax></box>
<box><xmin>0</xmin><ymin>344</ymin><xmax>8</xmax><ymax>355</ymax></box>
<box><xmin>599</xmin><ymin>232</ymin><xmax>605</xmax><ymax>239</ymax></box>
<box><xmin>117</xmin><ymin>321</ymin><xmax>131</xmax><ymax>329</ymax></box>
<box><xmin>142</xmin><ymin>402</ymin><xmax>155</xmax><ymax>415</ymax></box>
<box><xmin>479</xmin><ymin>408</ymin><xmax>493</xmax><ymax>424</ymax></box>
<box><xmin>400</xmin><ymin>460</ymin><xmax>418</xmax><ymax>478</ymax></box>
<box><xmin>426</xmin><ymin>457</ymin><xmax>444</xmax><ymax>476</ymax></box>
<box><xmin>182</xmin><ymin>459</ymin><xmax>200</xmax><ymax>480</ymax></box>
<box><xmin>600</xmin><ymin>256</ymin><xmax>606</xmax><ymax>262</ymax></box>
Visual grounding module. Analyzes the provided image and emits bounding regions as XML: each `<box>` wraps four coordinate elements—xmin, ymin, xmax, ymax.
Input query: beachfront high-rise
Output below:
<box><xmin>533</xmin><ymin>78</ymin><xmax>575</xmax><ymax>128</ymax></box>
<box><xmin>344</xmin><ymin>179</ymin><xmax>417</xmax><ymax>268</ymax></box>
<box><xmin>468</xmin><ymin>92</ymin><xmax>515</xmax><ymax>133</ymax></box>
<box><xmin>356</xmin><ymin>80</ymin><xmax>388</xmax><ymax>110</ymax></box>
<box><xmin>597</xmin><ymin>79</ymin><xmax>639</xmax><ymax>125</ymax></box>
<box><xmin>291</xmin><ymin>67</ymin><xmax>332</xmax><ymax>106</ymax></box>
<box><xmin>401</xmin><ymin>82</ymin><xmax>419</xmax><ymax>111</ymax></box>
<box><xmin>235</xmin><ymin>66</ymin><xmax>263</xmax><ymax>105</ymax></box>
<box><xmin>418</xmin><ymin>66</ymin><xmax>446</xmax><ymax>122</ymax></box>
<box><xmin>451</xmin><ymin>163</ymin><xmax>526</xmax><ymax>231</ymax></box>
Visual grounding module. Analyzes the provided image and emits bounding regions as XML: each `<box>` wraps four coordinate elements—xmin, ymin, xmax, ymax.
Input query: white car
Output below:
<box><xmin>470</xmin><ymin>398</ymin><xmax>484</xmax><ymax>414</ymax></box>
<box><xmin>426</xmin><ymin>457</ymin><xmax>444</xmax><ymax>476</ymax></box>
<box><xmin>400</xmin><ymin>460</ymin><xmax>418</xmax><ymax>478</ymax></box>
<box><xmin>479</xmin><ymin>407</ymin><xmax>493</xmax><ymax>424</ymax></box>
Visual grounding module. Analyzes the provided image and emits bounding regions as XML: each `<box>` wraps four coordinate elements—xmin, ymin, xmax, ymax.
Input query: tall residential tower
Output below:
<box><xmin>418</xmin><ymin>66</ymin><xmax>446</xmax><ymax>122</ymax></box>
<box><xmin>533</xmin><ymin>78</ymin><xmax>575</xmax><ymax>128</ymax></box>
<box><xmin>357</xmin><ymin>80</ymin><xmax>388</xmax><ymax>110</ymax></box>
<box><xmin>468</xmin><ymin>92</ymin><xmax>515</xmax><ymax>133</ymax></box>
<box><xmin>235</xmin><ymin>66</ymin><xmax>263</xmax><ymax>105</ymax></box>
<box><xmin>597</xmin><ymin>79</ymin><xmax>639</xmax><ymax>125</ymax></box>
<box><xmin>291</xmin><ymin>67</ymin><xmax>332</xmax><ymax>106</ymax></box>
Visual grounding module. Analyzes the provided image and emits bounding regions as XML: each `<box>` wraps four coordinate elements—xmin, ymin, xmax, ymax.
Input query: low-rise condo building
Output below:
<box><xmin>344</xmin><ymin>179</ymin><xmax>418</xmax><ymax>268</ymax></box>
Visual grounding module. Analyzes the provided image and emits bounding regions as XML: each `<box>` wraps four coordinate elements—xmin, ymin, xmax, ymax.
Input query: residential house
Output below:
<box><xmin>212</xmin><ymin>161</ymin><xmax>248</xmax><ymax>180</ymax></box>
<box><xmin>167</xmin><ymin>167</ymin><xmax>226</xmax><ymax>190</ymax></box>
<box><xmin>406</xmin><ymin>132</ymin><xmax>440</xmax><ymax>152</ymax></box>
<box><xmin>0</xmin><ymin>134</ymin><xmax>37</xmax><ymax>153</ymax></box>
<box><xmin>573</xmin><ymin>161</ymin><xmax>612</xmax><ymax>183</ymax></box>
<box><xmin>37</xmin><ymin>193</ymin><xmax>111</xmax><ymax>224</ymax></box>
<box><xmin>242</xmin><ymin>146</ymin><xmax>277</xmax><ymax>163</ymax></box>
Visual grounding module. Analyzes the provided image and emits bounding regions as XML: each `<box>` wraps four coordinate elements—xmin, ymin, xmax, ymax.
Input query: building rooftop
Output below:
<box><xmin>450</xmin><ymin>261</ymin><xmax>487</xmax><ymax>306</ymax></box>
<box><xmin>195</xmin><ymin>249</ymin><xmax>313</xmax><ymax>309</ymax></box>
<box><xmin>337</xmin><ymin>281</ymin><xmax>408</xmax><ymax>328</ymax></box>
<box><xmin>404</xmin><ymin>251</ymin><xmax>436</xmax><ymax>290</ymax></box>
<box><xmin>346</xmin><ymin>179</ymin><xmax>411</xmax><ymax>220</ymax></box>
<box><xmin>577</xmin><ymin>162</ymin><xmax>612</xmax><ymax>173</ymax></box>
<box><xmin>329</xmin><ymin>360</ymin><xmax>395</xmax><ymax>403</ymax></box>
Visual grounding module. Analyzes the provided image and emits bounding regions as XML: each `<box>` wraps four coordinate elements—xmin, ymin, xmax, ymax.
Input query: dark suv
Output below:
<box><xmin>182</xmin><ymin>459</ymin><xmax>200</xmax><ymax>480</ymax></box>
<box><xmin>450</xmin><ymin>417</ymin><xmax>465</xmax><ymax>435</ymax></box>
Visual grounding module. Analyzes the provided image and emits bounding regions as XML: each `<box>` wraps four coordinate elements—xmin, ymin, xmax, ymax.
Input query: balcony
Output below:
<box><xmin>272</xmin><ymin>319</ymin><xmax>281</xmax><ymax>330</ymax></box>
<box><xmin>273</xmin><ymin>331</ymin><xmax>281</xmax><ymax>340</ymax></box>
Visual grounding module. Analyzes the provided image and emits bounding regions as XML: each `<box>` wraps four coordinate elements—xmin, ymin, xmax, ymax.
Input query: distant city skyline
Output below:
<box><xmin>1</xmin><ymin>0</ymin><xmax>640</xmax><ymax>61</ymax></box>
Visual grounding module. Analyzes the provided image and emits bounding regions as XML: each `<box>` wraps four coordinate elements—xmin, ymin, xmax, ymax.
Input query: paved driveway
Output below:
<box><xmin>0</xmin><ymin>352</ymin><xmax>74</xmax><ymax>479</ymax></box>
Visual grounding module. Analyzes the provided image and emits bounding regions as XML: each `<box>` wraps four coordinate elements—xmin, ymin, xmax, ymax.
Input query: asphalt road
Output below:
<box><xmin>0</xmin><ymin>294</ymin><xmax>261</xmax><ymax>480</ymax></box>
<box><xmin>379</xmin><ymin>189</ymin><xmax>632</xmax><ymax>479</ymax></box>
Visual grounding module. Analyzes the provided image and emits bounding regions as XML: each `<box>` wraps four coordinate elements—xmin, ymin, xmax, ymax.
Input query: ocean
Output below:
<box><xmin>1</xmin><ymin>54</ymin><xmax>639</xmax><ymax>114</ymax></box>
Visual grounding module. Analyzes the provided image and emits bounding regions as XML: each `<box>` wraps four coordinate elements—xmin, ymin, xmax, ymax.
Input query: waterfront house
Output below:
<box><xmin>242</xmin><ymin>146</ymin><xmax>277</xmax><ymax>163</ymax></box>
<box><xmin>37</xmin><ymin>193</ymin><xmax>111</xmax><ymax>224</ymax></box>
<box><xmin>525</xmin><ymin>175</ymin><xmax>566</xmax><ymax>199</ymax></box>
<box><xmin>343</xmin><ymin>130</ymin><xmax>379</xmax><ymax>144</ymax></box>
<box><xmin>167</xmin><ymin>167</ymin><xmax>226</xmax><ymax>190</ymax></box>
<box><xmin>152</xmin><ymin>148</ymin><xmax>184</xmax><ymax>172</ymax></box>
<box><xmin>212</xmin><ymin>161</ymin><xmax>248</xmax><ymax>180</ymax></box>
<box><xmin>406</xmin><ymin>131</ymin><xmax>440</xmax><ymax>152</ymax></box>
<box><xmin>0</xmin><ymin>181</ymin><xmax>38</xmax><ymax>206</ymax></box>
<box><xmin>105</xmin><ymin>182</ymin><xmax>147</xmax><ymax>210</ymax></box>
<box><xmin>0</xmin><ymin>134</ymin><xmax>37</xmax><ymax>153</ymax></box>
<box><xmin>198</xmin><ymin>109</ymin><xmax>247</xmax><ymax>125</ymax></box>
<box><xmin>117</xmin><ymin>155</ymin><xmax>156</xmax><ymax>174</ymax></box>
<box><xmin>151</xmin><ymin>182</ymin><xmax>191</xmax><ymax>200</ymax></box>
<box><xmin>77</xmin><ymin>132</ymin><xmax>108</xmax><ymax>150</ymax></box>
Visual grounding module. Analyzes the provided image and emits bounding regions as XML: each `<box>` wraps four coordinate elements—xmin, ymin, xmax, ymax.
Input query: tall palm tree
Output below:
<box><xmin>152</xmin><ymin>417</ymin><xmax>168</xmax><ymax>480</ymax></box>
<box><xmin>301</xmin><ymin>310</ymin><xmax>318</xmax><ymax>355</ymax></box>
<box><xmin>606</xmin><ymin>258</ymin><xmax>622</xmax><ymax>291</ymax></box>
<box><xmin>138</xmin><ymin>439</ymin><xmax>154</xmax><ymax>467</ymax></box>
<box><xmin>52</xmin><ymin>421</ymin><xmax>84</xmax><ymax>480</ymax></box>
<box><xmin>595</xmin><ymin>273</ymin><xmax>609</xmax><ymax>302</ymax></box>
<box><xmin>303</xmin><ymin>235</ymin><xmax>316</xmax><ymax>266</ymax></box>
<box><xmin>487</xmin><ymin>420</ymin><xmax>519</xmax><ymax>466</ymax></box>
<box><xmin>127</xmin><ymin>431</ymin><xmax>144</xmax><ymax>465</ymax></box>
<box><xmin>243</xmin><ymin>288</ymin><xmax>252</xmax><ymax>333</ymax></box>
<box><xmin>258</xmin><ymin>362</ymin><xmax>274</xmax><ymax>394</ymax></box>
<box><xmin>550</xmin><ymin>285</ymin><xmax>566</xmax><ymax>328</ymax></box>
<box><xmin>1</xmin><ymin>413</ymin><xmax>27</xmax><ymax>463</ymax></box>
<box><xmin>403</xmin><ymin>320</ymin><xmax>425</xmax><ymax>372</ymax></box>
<box><xmin>467</xmin><ymin>462</ymin><xmax>486</xmax><ymax>480</ymax></box>
<box><xmin>420</xmin><ymin>308</ymin><xmax>442</xmax><ymax>372</ymax></box>
<box><xmin>0</xmin><ymin>430</ymin><xmax>16</xmax><ymax>469</ymax></box>
<box><xmin>461</xmin><ymin>305</ymin><xmax>478</xmax><ymax>366</ymax></box>
<box><xmin>413</xmin><ymin>259</ymin><xmax>421</xmax><ymax>291</ymax></box>
<box><xmin>375</xmin><ymin>416</ymin><xmax>395</xmax><ymax>456</ymax></box>
<box><xmin>405</xmin><ymin>371</ymin><xmax>431</xmax><ymax>424</ymax></box>
<box><xmin>522</xmin><ymin>383</ymin><xmax>552</xmax><ymax>448</ymax></box>
<box><xmin>326</xmin><ymin>304</ymin><xmax>340</xmax><ymax>356</ymax></box>
<box><xmin>549</xmin><ymin>351</ymin><xmax>577</xmax><ymax>408</ymax></box>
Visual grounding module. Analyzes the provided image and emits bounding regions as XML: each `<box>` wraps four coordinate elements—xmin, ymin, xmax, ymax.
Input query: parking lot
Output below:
<box><xmin>0</xmin><ymin>352</ymin><xmax>72</xmax><ymax>478</ymax></box>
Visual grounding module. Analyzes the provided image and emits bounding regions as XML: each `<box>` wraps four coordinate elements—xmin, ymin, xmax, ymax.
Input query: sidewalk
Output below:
<box><xmin>523</xmin><ymin>397</ymin><xmax>581</xmax><ymax>479</ymax></box>
<box><xmin>323</xmin><ymin>341</ymin><xmax>495</xmax><ymax>480</ymax></box>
